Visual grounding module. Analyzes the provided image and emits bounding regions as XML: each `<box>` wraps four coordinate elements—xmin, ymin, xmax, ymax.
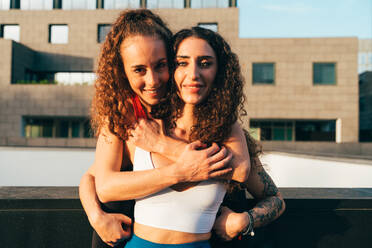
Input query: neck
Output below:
<box><xmin>136</xmin><ymin>96</ymin><xmax>152</xmax><ymax>116</ymax></box>
<box><xmin>175</xmin><ymin>104</ymin><xmax>195</xmax><ymax>138</ymax></box>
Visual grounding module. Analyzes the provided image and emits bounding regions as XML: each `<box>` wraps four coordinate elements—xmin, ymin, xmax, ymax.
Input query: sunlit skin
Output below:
<box><xmin>174</xmin><ymin>37</ymin><xmax>218</xmax><ymax>106</ymax></box>
<box><xmin>120</xmin><ymin>35</ymin><xmax>169</xmax><ymax>110</ymax></box>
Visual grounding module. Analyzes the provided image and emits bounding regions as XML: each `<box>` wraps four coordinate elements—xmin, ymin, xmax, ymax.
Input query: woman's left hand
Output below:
<box><xmin>213</xmin><ymin>206</ymin><xmax>249</xmax><ymax>241</ymax></box>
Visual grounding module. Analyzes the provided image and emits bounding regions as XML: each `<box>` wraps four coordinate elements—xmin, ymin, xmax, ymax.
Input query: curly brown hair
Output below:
<box><xmin>91</xmin><ymin>9</ymin><xmax>173</xmax><ymax>140</ymax></box>
<box><xmin>153</xmin><ymin>27</ymin><xmax>246</xmax><ymax>145</ymax></box>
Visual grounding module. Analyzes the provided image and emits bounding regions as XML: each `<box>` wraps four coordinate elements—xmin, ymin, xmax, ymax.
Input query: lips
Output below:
<box><xmin>143</xmin><ymin>87</ymin><xmax>162</xmax><ymax>95</ymax></box>
<box><xmin>182</xmin><ymin>84</ymin><xmax>205</xmax><ymax>94</ymax></box>
<box><xmin>182</xmin><ymin>84</ymin><xmax>204</xmax><ymax>89</ymax></box>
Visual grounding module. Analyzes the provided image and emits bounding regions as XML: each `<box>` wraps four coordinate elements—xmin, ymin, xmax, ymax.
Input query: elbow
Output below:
<box><xmin>234</xmin><ymin>163</ymin><xmax>251</xmax><ymax>183</ymax></box>
<box><xmin>79</xmin><ymin>172</ymin><xmax>93</xmax><ymax>199</ymax></box>
<box><xmin>95</xmin><ymin>177</ymin><xmax>112</xmax><ymax>204</ymax></box>
<box><xmin>96</xmin><ymin>185</ymin><xmax>111</xmax><ymax>204</ymax></box>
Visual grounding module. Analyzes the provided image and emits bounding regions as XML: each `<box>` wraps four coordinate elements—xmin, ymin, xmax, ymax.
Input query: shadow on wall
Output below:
<box><xmin>11</xmin><ymin>41</ymin><xmax>94</xmax><ymax>84</ymax></box>
<box><xmin>35</xmin><ymin>52</ymin><xmax>94</xmax><ymax>72</ymax></box>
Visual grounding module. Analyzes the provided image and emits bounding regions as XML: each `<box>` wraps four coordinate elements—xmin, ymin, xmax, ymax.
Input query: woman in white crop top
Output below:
<box><xmin>80</xmin><ymin>10</ymin><xmax>285</xmax><ymax>248</ymax></box>
<box><xmin>122</xmin><ymin>27</ymin><xmax>254</xmax><ymax>247</ymax></box>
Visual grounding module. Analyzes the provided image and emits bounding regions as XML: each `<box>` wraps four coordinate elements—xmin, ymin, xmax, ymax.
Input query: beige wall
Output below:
<box><xmin>0</xmin><ymin>40</ymin><xmax>13</xmax><ymax>85</ymax></box>
<box><xmin>237</xmin><ymin>37</ymin><xmax>359</xmax><ymax>142</ymax></box>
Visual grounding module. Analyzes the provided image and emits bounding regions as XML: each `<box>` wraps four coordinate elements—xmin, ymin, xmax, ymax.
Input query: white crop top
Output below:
<box><xmin>133</xmin><ymin>147</ymin><xmax>226</xmax><ymax>233</ymax></box>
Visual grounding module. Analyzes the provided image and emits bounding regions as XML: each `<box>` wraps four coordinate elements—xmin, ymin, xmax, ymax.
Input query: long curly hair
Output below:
<box><xmin>91</xmin><ymin>9</ymin><xmax>173</xmax><ymax>140</ymax></box>
<box><xmin>153</xmin><ymin>27</ymin><xmax>246</xmax><ymax>145</ymax></box>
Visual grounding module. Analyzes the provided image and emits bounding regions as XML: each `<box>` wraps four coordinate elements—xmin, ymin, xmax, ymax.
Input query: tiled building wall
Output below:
<box><xmin>238</xmin><ymin>37</ymin><xmax>359</xmax><ymax>142</ymax></box>
<box><xmin>0</xmin><ymin>8</ymin><xmax>360</xmax><ymax>144</ymax></box>
<box><xmin>0</xmin><ymin>85</ymin><xmax>94</xmax><ymax>146</ymax></box>
<box><xmin>0</xmin><ymin>40</ymin><xmax>13</xmax><ymax>86</ymax></box>
<box><xmin>0</xmin><ymin>8</ymin><xmax>239</xmax><ymax>77</ymax></box>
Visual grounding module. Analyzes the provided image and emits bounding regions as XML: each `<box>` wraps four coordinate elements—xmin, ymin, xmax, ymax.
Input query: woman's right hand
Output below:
<box><xmin>92</xmin><ymin>212</ymin><xmax>132</xmax><ymax>247</ymax></box>
<box><xmin>174</xmin><ymin>141</ymin><xmax>233</xmax><ymax>182</ymax></box>
<box><xmin>128</xmin><ymin>118</ymin><xmax>165</xmax><ymax>153</ymax></box>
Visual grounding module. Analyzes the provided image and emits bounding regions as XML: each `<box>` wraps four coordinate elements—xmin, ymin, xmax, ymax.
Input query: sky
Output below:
<box><xmin>238</xmin><ymin>0</ymin><xmax>372</xmax><ymax>39</ymax></box>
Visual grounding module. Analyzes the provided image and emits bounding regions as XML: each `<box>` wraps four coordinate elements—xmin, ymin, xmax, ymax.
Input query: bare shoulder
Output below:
<box><xmin>225</xmin><ymin>122</ymin><xmax>244</xmax><ymax>143</ymax></box>
<box><xmin>223</xmin><ymin>122</ymin><xmax>251</xmax><ymax>183</ymax></box>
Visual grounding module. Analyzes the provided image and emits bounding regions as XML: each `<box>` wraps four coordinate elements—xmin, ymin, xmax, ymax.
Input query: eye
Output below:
<box><xmin>134</xmin><ymin>67</ymin><xmax>145</xmax><ymax>74</ymax></box>
<box><xmin>156</xmin><ymin>61</ymin><xmax>168</xmax><ymax>70</ymax></box>
<box><xmin>176</xmin><ymin>61</ymin><xmax>187</xmax><ymax>67</ymax></box>
<box><xmin>200</xmin><ymin>60</ymin><xmax>212</xmax><ymax>68</ymax></box>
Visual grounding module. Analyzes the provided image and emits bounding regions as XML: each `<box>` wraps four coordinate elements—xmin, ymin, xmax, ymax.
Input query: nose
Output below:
<box><xmin>146</xmin><ymin>70</ymin><xmax>159</xmax><ymax>88</ymax></box>
<box><xmin>189</xmin><ymin>61</ymin><xmax>200</xmax><ymax>80</ymax></box>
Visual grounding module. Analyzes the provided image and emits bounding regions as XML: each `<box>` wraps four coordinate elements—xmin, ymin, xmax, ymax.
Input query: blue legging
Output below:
<box><xmin>125</xmin><ymin>234</ymin><xmax>211</xmax><ymax>248</ymax></box>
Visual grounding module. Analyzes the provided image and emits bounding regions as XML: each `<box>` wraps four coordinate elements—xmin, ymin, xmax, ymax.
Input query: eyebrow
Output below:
<box><xmin>130</xmin><ymin>58</ymin><xmax>167</xmax><ymax>68</ymax></box>
<box><xmin>176</xmin><ymin>55</ymin><xmax>215</xmax><ymax>59</ymax></box>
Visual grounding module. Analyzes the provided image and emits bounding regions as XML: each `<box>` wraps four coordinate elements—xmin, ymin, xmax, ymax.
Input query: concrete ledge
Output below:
<box><xmin>1</xmin><ymin>137</ymin><xmax>96</xmax><ymax>148</ymax></box>
<box><xmin>262</xmin><ymin>141</ymin><xmax>372</xmax><ymax>160</ymax></box>
<box><xmin>0</xmin><ymin>187</ymin><xmax>371</xmax><ymax>248</ymax></box>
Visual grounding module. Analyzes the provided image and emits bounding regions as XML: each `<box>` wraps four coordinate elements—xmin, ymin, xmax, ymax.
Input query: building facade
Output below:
<box><xmin>0</xmin><ymin>0</ymin><xmax>359</xmax><ymax>147</ymax></box>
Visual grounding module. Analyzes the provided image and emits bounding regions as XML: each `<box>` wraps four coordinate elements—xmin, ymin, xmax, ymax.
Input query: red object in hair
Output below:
<box><xmin>131</xmin><ymin>95</ymin><xmax>148</xmax><ymax>120</ymax></box>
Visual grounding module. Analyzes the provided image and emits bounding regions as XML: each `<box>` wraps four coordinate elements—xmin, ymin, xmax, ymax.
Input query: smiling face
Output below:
<box><xmin>120</xmin><ymin>35</ymin><xmax>169</xmax><ymax>109</ymax></box>
<box><xmin>174</xmin><ymin>37</ymin><xmax>218</xmax><ymax>106</ymax></box>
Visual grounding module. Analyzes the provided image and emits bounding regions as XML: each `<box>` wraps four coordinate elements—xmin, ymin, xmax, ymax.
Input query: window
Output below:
<box><xmin>360</xmin><ymin>97</ymin><xmax>366</xmax><ymax>112</ymax></box>
<box><xmin>313</xmin><ymin>63</ymin><xmax>336</xmax><ymax>85</ymax></box>
<box><xmin>24</xmin><ymin>117</ymin><xmax>93</xmax><ymax>138</ymax></box>
<box><xmin>359</xmin><ymin>52</ymin><xmax>367</xmax><ymax>64</ymax></box>
<box><xmin>0</xmin><ymin>0</ymin><xmax>10</xmax><ymax>9</ymax></box>
<box><xmin>104</xmin><ymin>0</ymin><xmax>140</xmax><ymax>9</ymax></box>
<box><xmin>18</xmin><ymin>71</ymin><xmax>95</xmax><ymax>85</ymax></box>
<box><xmin>71</xmin><ymin>121</ymin><xmax>81</xmax><ymax>138</ymax></box>
<box><xmin>147</xmin><ymin>0</ymin><xmax>184</xmax><ymax>9</ymax></box>
<box><xmin>54</xmin><ymin>72</ymin><xmax>96</xmax><ymax>85</ymax></box>
<box><xmin>250</xmin><ymin>120</ymin><xmax>293</xmax><ymax>141</ymax></box>
<box><xmin>197</xmin><ymin>23</ymin><xmax>218</xmax><ymax>32</ymax></box>
<box><xmin>295</xmin><ymin>120</ymin><xmax>335</xmax><ymax>141</ymax></box>
<box><xmin>16</xmin><ymin>69</ymin><xmax>56</xmax><ymax>84</ymax></box>
<box><xmin>83</xmin><ymin>120</ymin><xmax>93</xmax><ymax>138</ymax></box>
<box><xmin>49</xmin><ymin>24</ymin><xmax>68</xmax><ymax>44</ymax></box>
<box><xmin>252</xmin><ymin>63</ymin><xmax>275</xmax><ymax>84</ymax></box>
<box><xmin>191</xmin><ymin>0</ymin><xmax>229</xmax><ymax>8</ymax></box>
<box><xmin>56</xmin><ymin>120</ymin><xmax>69</xmax><ymax>138</ymax></box>
<box><xmin>20</xmin><ymin>0</ymin><xmax>52</xmax><ymax>10</ymax></box>
<box><xmin>24</xmin><ymin>119</ymin><xmax>53</xmax><ymax>138</ymax></box>
<box><xmin>62</xmin><ymin>0</ymin><xmax>95</xmax><ymax>9</ymax></box>
<box><xmin>250</xmin><ymin>119</ymin><xmax>336</xmax><ymax>141</ymax></box>
<box><xmin>0</xmin><ymin>24</ymin><xmax>20</xmax><ymax>42</ymax></box>
<box><xmin>98</xmin><ymin>24</ymin><xmax>111</xmax><ymax>43</ymax></box>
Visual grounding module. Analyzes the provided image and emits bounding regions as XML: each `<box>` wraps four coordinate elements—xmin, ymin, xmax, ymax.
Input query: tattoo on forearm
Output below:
<box><xmin>251</xmin><ymin>168</ymin><xmax>284</xmax><ymax>228</ymax></box>
<box><xmin>252</xmin><ymin>196</ymin><xmax>284</xmax><ymax>227</ymax></box>
<box><xmin>258</xmin><ymin>168</ymin><xmax>278</xmax><ymax>197</ymax></box>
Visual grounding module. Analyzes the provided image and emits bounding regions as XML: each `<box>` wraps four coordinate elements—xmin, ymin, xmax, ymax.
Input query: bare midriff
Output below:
<box><xmin>134</xmin><ymin>222</ymin><xmax>211</xmax><ymax>244</ymax></box>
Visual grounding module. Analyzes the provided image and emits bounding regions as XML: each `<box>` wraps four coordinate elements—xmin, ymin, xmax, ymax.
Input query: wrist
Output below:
<box><xmin>241</xmin><ymin>210</ymin><xmax>255</xmax><ymax>237</ymax></box>
<box><xmin>241</xmin><ymin>211</ymin><xmax>250</xmax><ymax>233</ymax></box>
<box><xmin>164</xmin><ymin>164</ymin><xmax>183</xmax><ymax>184</ymax></box>
<box><xmin>89</xmin><ymin>208</ymin><xmax>105</xmax><ymax>227</ymax></box>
